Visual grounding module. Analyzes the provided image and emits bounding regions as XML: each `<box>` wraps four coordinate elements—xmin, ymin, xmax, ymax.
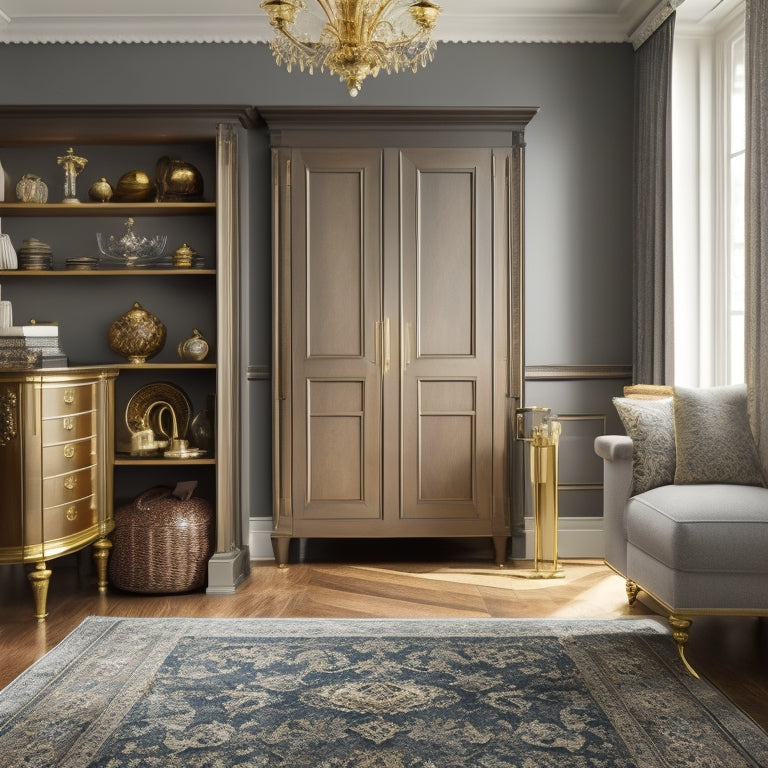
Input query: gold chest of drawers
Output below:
<box><xmin>0</xmin><ymin>367</ymin><xmax>118</xmax><ymax>620</ymax></box>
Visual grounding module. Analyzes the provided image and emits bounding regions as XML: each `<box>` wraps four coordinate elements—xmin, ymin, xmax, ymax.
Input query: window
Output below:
<box><xmin>672</xmin><ymin>8</ymin><xmax>746</xmax><ymax>386</ymax></box>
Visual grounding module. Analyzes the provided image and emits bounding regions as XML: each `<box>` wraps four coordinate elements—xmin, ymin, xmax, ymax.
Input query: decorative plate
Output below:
<box><xmin>125</xmin><ymin>382</ymin><xmax>192</xmax><ymax>440</ymax></box>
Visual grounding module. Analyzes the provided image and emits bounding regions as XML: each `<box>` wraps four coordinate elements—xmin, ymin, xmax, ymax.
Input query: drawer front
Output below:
<box><xmin>43</xmin><ymin>495</ymin><xmax>98</xmax><ymax>540</ymax></box>
<box><xmin>42</xmin><ymin>437</ymin><xmax>96</xmax><ymax>475</ymax></box>
<box><xmin>42</xmin><ymin>411</ymin><xmax>96</xmax><ymax>444</ymax></box>
<box><xmin>43</xmin><ymin>465</ymin><xmax>96</xmax><ymax>508</ymax></box>
<box><xmin>42</xmin><ymin>383</ymin><xmax>95</xmax><ymax>416</ymax></box>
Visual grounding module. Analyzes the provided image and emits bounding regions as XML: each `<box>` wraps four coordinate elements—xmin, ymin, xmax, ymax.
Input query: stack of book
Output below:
<box><xmin>0</xmin><ymin>287</ymin><xmax>68</xmax><ymax>368</ymax></box>
<box><xmin>0</xmin><ymin>324</ymin><xmax>68</xmax><ymax>368</ymax></box>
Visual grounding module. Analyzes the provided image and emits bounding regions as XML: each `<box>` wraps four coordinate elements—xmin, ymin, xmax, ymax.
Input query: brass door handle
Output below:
<box><xmin>403</xmin><ymin>320</ymin><xmax>413</xmax><ymax>370</ymax></box>
<box><xmin>375</xmin><ymin>318</ymin><xmax>391</xmax><ymax>375</ymax></box>
<box><xmin>383</xmin><ymin>317</ymin><xmax>391</xmax><ymax>375</ymax></box>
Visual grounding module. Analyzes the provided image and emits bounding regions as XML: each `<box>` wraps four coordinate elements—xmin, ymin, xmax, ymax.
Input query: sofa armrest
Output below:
<box><xmin>594</xmin><ymin>435</ymin><xmax>634</xmax><ymax>576</ymax></box>
<box><xmin>594</xmin><ymin>434</ymin><xmax>633</xmax><ymax>462</ymax></box>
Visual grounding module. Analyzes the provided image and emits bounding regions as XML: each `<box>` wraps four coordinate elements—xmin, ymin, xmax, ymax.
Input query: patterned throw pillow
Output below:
<box><xmin>673</xmin><ymin>384</ymin><xmax>765</xmax><ymax>486</ymax></box>
<box><xmin>613</xmin><ymin>396</ymin><xmax>676</xmax><ymax>495</ymax></box>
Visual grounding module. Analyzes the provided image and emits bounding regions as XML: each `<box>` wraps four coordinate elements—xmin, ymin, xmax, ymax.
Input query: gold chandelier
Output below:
<box><xmin>260</xmin><ymin>0</ymin><xmax>442</xmax><ymax>97</ymax></box>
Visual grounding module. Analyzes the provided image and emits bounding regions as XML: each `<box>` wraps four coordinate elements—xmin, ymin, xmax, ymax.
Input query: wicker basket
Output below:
<box><xmin>109</xmin><ymin>485</ymin><xmax>214</xmax><ymax>594</ymax></box>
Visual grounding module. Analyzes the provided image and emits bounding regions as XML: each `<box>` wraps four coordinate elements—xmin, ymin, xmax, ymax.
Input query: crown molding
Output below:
<box><xmin>0</xmin><ymin>1</ymin><xmax>663</xmax><ymax>45</ymax></box>
<box><xmin>0</xmin><ymin>1</ymin><xmax>735</xmax><ymax>46</ymax></box>
<box><xmin>0</xmin><ymin>15</ymin><xmax>273</xmax><ymax>44</ymax></box>
<box><xmin>0</xmin><ymin>14</ymin><xmax>634</xmax><ymax>45</ymax></box>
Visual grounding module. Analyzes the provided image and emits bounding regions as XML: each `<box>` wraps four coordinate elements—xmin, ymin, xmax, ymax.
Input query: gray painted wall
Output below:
<box><xmin>0</xmin><ymin>40</ymin><xmax>634</xmax><ymax>531</ymax></box>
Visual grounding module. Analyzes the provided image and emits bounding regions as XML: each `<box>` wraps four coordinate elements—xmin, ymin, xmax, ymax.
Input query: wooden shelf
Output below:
<box><xmin>0</xmin><ymin>202</ymin><xmax>215</xmax><ymax>216</ymax></box>
<box><xmin>0</xmin><ymin>269</ymin><xmax>215</xmax><ymax>277</ymax></box>
<box><xmin>114</xmin><ymin>457</ymin><xmax>216</xmax><ymax>467</ymax></box>
<box><xmin>110</xmin><ymin>362</ymin><xmax>216</xmax><ymax>370</ymax></box>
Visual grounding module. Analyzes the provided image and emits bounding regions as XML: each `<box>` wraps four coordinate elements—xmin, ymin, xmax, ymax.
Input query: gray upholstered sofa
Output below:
<box><xmin>595</xmin><ymin>383</ymin><xmax>768</xmax><ymax>676</ymax></box>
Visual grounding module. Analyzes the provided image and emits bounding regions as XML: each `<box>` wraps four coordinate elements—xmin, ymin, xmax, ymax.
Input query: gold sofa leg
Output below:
<box><xmin>668</xmin><ymin>615</ymin><xmax>699</xmax><ymax>678</ymax></box>
<box><xmin>626</xmin><ymin>579</ymin><xmax>640</xmax><ymax>605</ymax></box>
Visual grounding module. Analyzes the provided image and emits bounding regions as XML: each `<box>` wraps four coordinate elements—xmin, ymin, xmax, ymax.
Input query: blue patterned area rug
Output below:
<box><xmin>1</xmin><ymin>617</ymin><xmax>767</xmax><ymax>768</ymax></box>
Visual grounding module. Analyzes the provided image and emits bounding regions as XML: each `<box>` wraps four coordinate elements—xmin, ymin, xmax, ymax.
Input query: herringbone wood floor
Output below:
<box><xmin>1</xmin><ymin>538</ymin><xmax>767</xmax><ymax>731</ymax></box>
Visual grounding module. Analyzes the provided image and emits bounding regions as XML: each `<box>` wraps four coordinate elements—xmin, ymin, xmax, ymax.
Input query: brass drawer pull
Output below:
<box><xmin>63</xmin><ymin>476</ymin><xmax>76</xmax><ymax>490</ymax></box>
<box><xmin>65</xmin><ymin>506</ymin><xmax>77</xmax><ymax>521</ymax></box>
<box><xmin>63</xmin><ymin>389</ymin><xmax>75</xmax><ymax>405</ymax></box>
<box><xmin>63</xmin><ymin>444</ymin><xmax>75</xmax><ymax>459</ymax></box>
<box><xmin>62</xmin><ymin>417</ymin><xmax>74</xmax><ymax>431</ymax></box>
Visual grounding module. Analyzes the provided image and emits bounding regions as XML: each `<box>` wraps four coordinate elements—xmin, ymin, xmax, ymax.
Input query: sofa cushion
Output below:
<box><xmin>613</xmin><ymin>396</ymin><xmax>675</xmax><ymax>495</ymax></box>
<box><xmin>626</xmin><ymin>484</ymin><xmax>768</xmax><ymax>573</ymax></box>
<box><xmin>673</xmin><ymin>384</ymin><xmax>765</xmax><ymax>487</ymax></box>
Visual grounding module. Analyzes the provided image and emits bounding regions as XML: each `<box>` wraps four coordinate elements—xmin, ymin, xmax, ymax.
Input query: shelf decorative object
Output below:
<box><xmin>88</xmin><ymin>177</ymin><xmax>113</xmax><ymax>202</ymax></box>
<box><xmin>15</xmin><ymin>173</ymin><xmax>48</xmax><ymax>204</ymax></box>
<box><xmin>17</xmin><ymin>237</ymin><xmax>53</xmax><ymax>271</ymax></box>
<box><xmin>172</xmin><ymin>242</ymin><xmax>196</xmax><ymax>269</ymax></box>
<box><xmin>96</xmin><ymin>217</ymin><xmax>167</xmax><ymax>268</ymax></box>
<box><xmin>0</xmin><ymin>222</ymin><xmax>18</xmax><ymax>269</ymax></box>
<box><xmin>155</xmin><ymin>156</ymin><xmax>204</xmax><ymax>202</ymax></box>
<box><xmin>56</xmin><ymin>147</ymin><xmax>87</xmax><ymax>204</ymax></box>
<box><xmin>178</xmin><ymin>328</ymin><xmax>209</xmax><ymax>362</ymax></box>
<box><xmin>108</xmin><ymin>301</ymin><xmax>167</xmax><ymax>364</ymax></box>
<box><xmin>115</xmin><ymin>169</ymin><xmax>153</xmax><ymax>202</ymax></box>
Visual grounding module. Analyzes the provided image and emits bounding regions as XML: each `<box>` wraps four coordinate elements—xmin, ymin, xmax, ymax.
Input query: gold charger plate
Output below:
<box><xmin>125</xmin><ymin>382</ymin><xmax>192</xmax><ymax>440</ymax></box>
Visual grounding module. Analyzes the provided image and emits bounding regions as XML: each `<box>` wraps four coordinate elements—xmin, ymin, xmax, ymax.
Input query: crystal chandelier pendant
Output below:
<box><xmin>260</xmin><ymin>0</ymin><xmax>441</xmax><ymax>97</ymax></box>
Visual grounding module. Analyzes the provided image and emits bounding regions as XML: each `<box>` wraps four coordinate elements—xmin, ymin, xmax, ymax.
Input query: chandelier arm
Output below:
<box><xmin>272</xmin><ymin>23</ymin><xmax>322</xmax><ymax>56</ymax></box>
<box><xmin>377</xmin><ymin>27</ymin><xmax>426</xmax><ymax>50</ymax></box>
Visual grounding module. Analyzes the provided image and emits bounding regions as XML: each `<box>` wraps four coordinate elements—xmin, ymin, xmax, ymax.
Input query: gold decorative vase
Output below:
<box><xmin>108</xmin><ymin>302</ymin><xmax>166</xmax><ymax>364</ymax></box>
<box><xmin>155</xmin><ymin>156</ymin><xmax>204</xmax><ymax>202</ymax></box>
<box><xmin>115</xmin><ymin>170</ymin><xmax>153</xmax><ymax>202</ymax></box>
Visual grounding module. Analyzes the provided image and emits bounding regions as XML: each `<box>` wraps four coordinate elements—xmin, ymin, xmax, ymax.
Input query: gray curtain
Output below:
<box><xmin>633</xmin><ymin>14</ymin><xmax>676</xmax><ymax>385</ymax></box>
<box><xmin>745</xmin><ymin>0</ymin><xmax>768</xmax><ymax>476</ymax></box>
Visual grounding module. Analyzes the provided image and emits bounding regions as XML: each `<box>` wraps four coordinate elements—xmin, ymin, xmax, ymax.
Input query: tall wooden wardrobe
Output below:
<box><xmin>264</xmin><ymin>108</ymin><xmax>536</xmax><ymax>566</ymax></box>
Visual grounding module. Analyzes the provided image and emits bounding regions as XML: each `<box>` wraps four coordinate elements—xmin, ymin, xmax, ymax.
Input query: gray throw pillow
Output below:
<box><xmin>673</xmin><ymin>384</ymin><xmax>765</xmax><ymax>486</ymax></box>
<box><xmin>613</xmin><ymin>396</ymin><xmax>676</xmax><ymax>495</ymax></box>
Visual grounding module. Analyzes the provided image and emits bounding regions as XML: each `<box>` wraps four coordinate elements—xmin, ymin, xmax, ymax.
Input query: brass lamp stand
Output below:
<box><xmin>515</xmin><ymin>407</ymin><xmax>564</xmax><ymax>579</ymax></box>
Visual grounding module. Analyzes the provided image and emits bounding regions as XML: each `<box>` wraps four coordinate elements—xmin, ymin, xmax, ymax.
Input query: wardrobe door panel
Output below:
<box><xmin>399</xmin><ymin>148</ymin><xmax>494</xmax><ymax>523</ymax></box>
<box><xmin>291</xmin><ymin>149</ymin><xmax>383</xmax><ymax>521</ymax></box>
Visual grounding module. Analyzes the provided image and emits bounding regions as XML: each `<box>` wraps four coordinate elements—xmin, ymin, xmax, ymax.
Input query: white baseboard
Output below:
<box><xmin>524</xmin><ymin>516</ymin><xmax>604</xmax><ymax>559</ymax></box>
<box><xmin>249</xmin><ymin>517</ymin><xmax>275</xmax><ymax>560</ymax></box>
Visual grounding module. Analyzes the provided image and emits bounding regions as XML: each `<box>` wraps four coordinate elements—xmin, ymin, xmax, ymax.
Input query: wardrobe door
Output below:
<box><xmin>397</xmin><ymin>148</ymin><xmax>495</xmax><ymax>527</ymax></box>
<box><xmin>290</xmin><ymin>148</ymin><xmax>384</xmax><ymax>523</ymax></box>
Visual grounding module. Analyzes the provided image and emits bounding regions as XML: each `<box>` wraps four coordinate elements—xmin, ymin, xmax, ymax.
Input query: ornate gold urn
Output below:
<box><xmin>108</xmin><ymin>302</ymin><xmax>166</xmax><ymax>363</ymax></box>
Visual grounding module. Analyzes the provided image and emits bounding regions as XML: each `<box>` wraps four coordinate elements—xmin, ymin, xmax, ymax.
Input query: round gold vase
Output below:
<box><xmin>108</xmin><ymin>302</ymin><xmax>167</xmax><ymax>364</ymax></box>
<box><xmin>115</xmin><ymin>170</ymin><xmax>153</xmax><ymax>202</ymax></box>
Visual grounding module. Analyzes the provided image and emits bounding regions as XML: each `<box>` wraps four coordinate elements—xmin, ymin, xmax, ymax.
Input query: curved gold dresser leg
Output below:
<box><xmin>626</xmin><ymin>579</ymin><xmax>640</xmax><ymax>605</ymax></box>
<box><xmin>92</xmin><ymin>537</ymin><xmax>113</xmax><ymax>593</ymax></box>
<box><xmin>668</xmin><ymin>615</ymin><xmax>699</xmax><ymax>678</ymax></box>
<box><xmin>28</xmin><ymin>561</ymin><xmax>52</xmax><ymax>622</ymax></box>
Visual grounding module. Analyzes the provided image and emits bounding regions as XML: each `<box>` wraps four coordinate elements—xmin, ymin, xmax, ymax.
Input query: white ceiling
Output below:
<box><xmin>0</xmin><ymin>0</ymin><xmax>744</xmax><ymax>46</ymax></box>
